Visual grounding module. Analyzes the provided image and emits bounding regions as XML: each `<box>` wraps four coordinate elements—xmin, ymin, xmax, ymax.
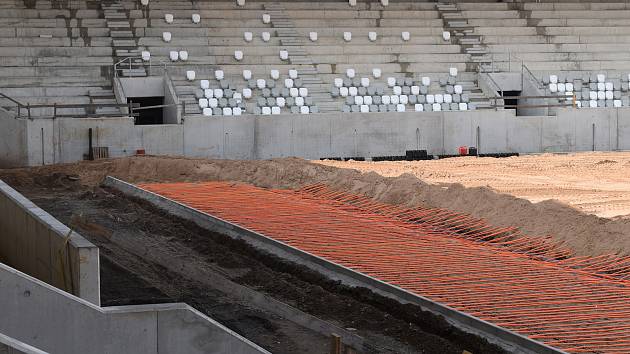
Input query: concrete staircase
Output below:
<box><xmin>102</xmin><ymin>1</ymin><xmax>145</xmax><ymax>77</ymax></box>
<box><xmin>264</xmin><ymin>2</ymin><xmax>337</xmax><ymax>112</ymax></box>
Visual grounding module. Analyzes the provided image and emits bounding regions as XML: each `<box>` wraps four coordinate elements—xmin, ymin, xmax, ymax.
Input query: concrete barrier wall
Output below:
<box><xmin>0</xmin><ymin>180</ymin><xmax>100</xmax><ymax>305</ymax></box>
<box><xmin>0</xmin><ymin>333</ymin><xmax>47</xmax><ymax>354</ymax></box>
<box><xmin>0</xmin><ymin>110</ymin><xmax>28</xmax><ymax>168</ymax></box>
<box><xmin>0</xmin><ymin>262</ymin><xmax>270</xmax><ymax>354</ymax></box>
<box><xmin>5</xmin><ymin>109</ymin><xmax>630</xmax><ymax>167</ymax></box>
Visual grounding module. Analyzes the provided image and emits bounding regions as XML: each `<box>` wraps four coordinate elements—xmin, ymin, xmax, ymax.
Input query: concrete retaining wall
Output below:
<box><xmin>0</xmin><ymin>180</ymin><xmax>100</xmax><ymax>305</ymax></box>
<box><xmin>105</xmin><ymin>176</ymin><xmax>566</xmax><ymax>354</ymax></box>
<box><xmin>0</xmin><ymin>261</ymin><xmax>270</xmax><ymax>354</ymax></box>
<box><xmin>4</xmin><ymin>109</ymin><xmax>630</xmax><ymax>167</ymax></box>
<box><xmin>0</xmin><ymin>110</ymin><xmax>28</xmax><ymax>168</ymax></box>
<box><xmin>0</xmin><ymin>333</ymin><xmax>47</xmax><ymax>354</ymax></box>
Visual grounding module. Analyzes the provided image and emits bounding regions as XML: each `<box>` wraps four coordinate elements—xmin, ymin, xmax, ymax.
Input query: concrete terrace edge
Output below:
<box><xmin>104</xmin><ymin>176</ymin><xmax>567</xmax><ymax>354</ymax></box>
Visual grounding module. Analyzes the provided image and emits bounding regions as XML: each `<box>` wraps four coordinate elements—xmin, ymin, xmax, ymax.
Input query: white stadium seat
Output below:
<box><xmin>381</xmin><ymin>0</ymin><xmax>389</xmax><ymax>6</ymax></box>
<box><xmin>346</xmin><ymin>69</ymin><xmax>356</xmax><ymax>78</ymax></box>
<box><xmin>186</xmin><ymin>70</ymin><xmax>195</xmax><ymax>81</ymax></box>
<box><xmin>340</xmin><ymin>87</ymin><xmax>349</xmax><ymax>97</ymax></box>
<box><xmin>300</xmin><ymin>106</ymin><xmax>310</xmax><ymax>114</ymax></box>
<box><xmin>169</xmin><ymin>51</ymin><xmax>178</xmax><ymax>61</ymax></box>
<box><xmin>140</xmin><ymin>0</ymin><xmax>148</xmax><ymax>6</ymax></box>
<box><xmin>295</xmin><ymin>97</ymin><xmax>305</xmax><ymax>106</ymax></box>
<box><xmin>214</xmin><ymin>89</ymin><xmax>224</xmax><ymax>98</ymax></box>
<box><xmin>589</xmin><ymin>100</ymin><xmax>597</xmax><ymax>108</ymax></box>
<box><xmin>421</xmin><ymin>77</ymin><xmax>430</xmax><ymax>86</ymax></box>
<box><xmin>271</xmin><ymin>106</ymin><xmax>281</xmax><ymax>115</ymax></box>
<box><xmin>299</xmin><ymin>87</ymin><xmax>308</xmax><ymax>97</ymax></box>
<box><xmin>589</xmin><ymin>91</ymin><xmax>598</xmax><ymax>100</ymax></box>
<box><xmin>597</xmin><ymin>74</ymin><xmax>606</xmax><ymax>83</ymax></box>
<box><xmin>372</xmin><ymin>68</ymin><xmax>381</xmax><ymax>78</ymax></box>
<box><xmin>549</xmin><ymin>83</ymin><xmax>557</xmax><ymax>93</ymax></box>
<box><xmin>243</xmin><ymin>70</ymin><xmax>252</xmax><ymax>80</ymax></box>
<box><xmin>433</xmin><ymin>103</ymin><xmax>442</xmax><ymax>112</ymax></box>
<box><xmin>289</xmin><ymin>69</ymin><xmax>298</xmax><ymax>79</ymax></box>
<box><xmin>192</xmin><ymin>14</ymin><xmax>200</xmax><ymax>24</ymax></box>
<box><xmin>606</xmin><ymin>91</ymin><xmax>614</xmax><ymax>100</ymax></box>
<box><xmin>458</xmin><ymin>103</ymin><xmax>468</xmax><ymax>111</ymax></box>
<box><xmin>396</xmin><ymin>104</ymin><xmax>405</xmax><ymax>112</ymax></box>
<box><xmin>614</xmin><ymin>100</ymin><xmax>622</xmax><ymax>108</ymax></box>
<box><xmin>415</xmin><ymin>104</ymin><xmax>424</xmax><ymax>112</ymax></box>
<box><xmin>349</xmin><ymin>0</ymin><xmax>357</xmax><ymax>7</ymax></box>
<box><xmin>237</xmin><ymin>0</ymin><xmax>245</xmax><ymax>6</ymax></box>
<box><xmin>203</xmin><ymin>108</ymin><xmax>213</xmax><ymax>116</ymax></box>
<box><xmin>605</xmin><ymin>82</ymin><xmax>614</xmax><ymax>91</ymax></box>
<box><xmin>426</xmin><ymin>94</ymin><xmax>435</xmax><ymax>104</ymax></box>
<box><xmin>454</xmin><ymin>84</ymin><xmax>463</xmax><ymax>94</ymax></box>
<box><xmin>435</xmin><ymin>94</ymin><xmax>444</xmax><ymax>104</ymax></box>
<box><xmin>179</xmin><ymin>51</ymin><xmax>188</xmax><ymax>61</ymax></box>
<box><xmin>223</xmin><ymin>107</ymin><xmax>232</xmax><ymax>116</ymax></box>
<box><xmin>442</xmin><ymin>31</ymin><xmax>451</xmax><ymax>41</ymax></box>
<box><xmin>279</xmin><ymin>50</ymin><xmax>289</xmax><ymax>60</ymax></box>
<box><xmin>565</xmin><ymin>83</ymin><xmax>574</xmax><ymax>92</ymax></box>
<box><xmin>290</xmin><ymin>87</ymin><xmax>299</xmax><ymax>97</ymax></box>
<box><xmin>233</xmin><ymin>107</ymin><xmax>242</xmax><ymax>116</ymax></box>
<box><xmin>270</xmin><ymin>70</ymin><xmax>280</xmax><ymax>80</ymax></box>
<box><xmin>349</xmin><ymin>87</ymin><xmax>358</xmax><ymax>96</ymax></box>
<box><xmin>198</xmin><ymin>98</ymin><xmax>208</xmax><ymax>108</ymax></box>
<box><xmin>165</xmin><ymin>14</ymin><xmax>173</xmax><ymax>24</ymax></box>
<box><xmin>208</xmin><ymin>98</ymin><xmax>218</xmax><ymax>108</ymax></box>
<box><xmin>401</xmin><ymin>32</ymin><xmax>410</xmax><ymax>41</ymax></box>
<box><xmin>334</xmin><ymin>78</ymin><xmax>343</xmax><ymax>88</ymax></box>
<box><xmin>343</xmin><ymin>32</ymin><xmax>352</xmax><ymax>42</ymax></box>
<box><xmin>361</xmin><ymin>78</ymin><xmax>370</xmax><ymax>87</ymax></box>
<box><xmin>387</xmin><ymin>77</ymin><xmax>396</xmax><ymax>87</ymax></box>
<box><xmin>242</xmin><ymin>88</ymin><xmax>252</xmax><ymax>99</ymax></box>
<box><xmin>257</xmin><ymin>79</ymin><xmax>266</xmax><ymax>89</ymax></box>
<box><xmin>215</xmin><ymin>70</ymin><xmax>224</xmax><ymax>80</ymax></box>
<box><xmin>597</xmin><ymin>83</ymin><xmax>605</xmax><ymax>91</ymax></box>
<box><xmin>391</xmin><ymin>95</ymin><xmax>400</xmax><ymax>104</ymax></box>
<box><xmin>400</xmin><ymin>95</ymin><xmax>409</xmax><ymax>105</ymax></box>
<box><xmin>234</xmin><ymin>50</ymin><xmax>243</xmax><ymax>61</ymax></box>
<box><xmin>393</xmin><ymin>86</ymin><xmax>402</xmax><ymax>95</ymax></box>
<box><xmin>360</xmin><ymin>105</ymin><xmax>369</xmax><ymax>113</ymax></box>
<box><xmin>200</xmin><ymin>80</ymin><xmax>210</xmax><ymax>89</ymax></box>
<box><xmin>368</xmin><ymin>32</ymin><xmax>377</xmax><ymax>42</ymax></box>
<box><xmin>411</xmin><ymin>86</ymin><xmax>420</xmax><ymax>95</ymax></box>
<box><xmin>382</xmin><ymin>95</ymin><xmax>391</xmax><ymax>105</ymax></box>
<box><xmin>309</xmin><ymin>32</ymin><xmax>318</xmax><ymax>42</ymax></box>
<box><xmin>262</xmin><ymin>32</ymin><xmax>271</xmax><ymax>42</ymax></box>
<box><xmin>262</xmin><ymin>14</ymin><xmax>271</xmax><ymax>24</ymax></box>
<box><xmin>163</xmin><ymin>32</ymin><xmax>172</xmax><ymax>42</ymax></box>
<box><xmin>550</xmin><ymin>75</ymin><xmax>558</xmax><ymax>84</ymax></box>
<box><xmin>277</xmin><ymin>97</ymin><xmax>286</xmax><ymax>107</ymax></box>
<box><xmin>141</xmin><ymin>51</ymin><xmax>150</xmax><ymax>61</ymax></box>
<box><xmin>234</xmin><ymin>92</ymin><xmax>242</xmax><ymax>101</ymax></box>
<box><xmin>597</xmin><ymin>91</ymin><xmax>605</xmax><ymax>100</ymax></box>
<box><xmin>557</xmin><ymin>83</ymin><xmax>565</xmax><ymax>93</ymax></box>
<box><xmin>449</xmin><ymin>67</ymin><xmax>458</xmax><ymax>77</ymax></box>
<box><xmin>364</xmin><ymin>96</ymin><xmax>373</xmax><ymax>105</ymax></box>
<box><xmin>244</xmin><ymin>32</ymin><xmax>253</xmax><ymax>42</ymax></box>
<box><xmin>285</xmin><ymin>78</ymin><xmax>294</xmax><ymax>88</ymax></box>
<box><xmin>262</xmin><ymin>107</ymin><xmax>271</xmax><ymax>115</ymax></box>
<box><xmin>204</xmin><ymin>89</ymin><xmax>213</xmax><ymax>98</ymax></box>
<box><xmin>444</xmin><ymin>94</ymin><xmax>452</xmax><ymax>104</ymax></box>
<box><xmin>354</xmin><ymin>96</ymin><xmax>364</xmax><ymax>105</ymax></box>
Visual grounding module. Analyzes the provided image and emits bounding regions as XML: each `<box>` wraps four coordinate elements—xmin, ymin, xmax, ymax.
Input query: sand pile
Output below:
<box><xmin>1</xmin><ymin>155</ymin><xmax>629</xmax><ymax>257</ymax></box>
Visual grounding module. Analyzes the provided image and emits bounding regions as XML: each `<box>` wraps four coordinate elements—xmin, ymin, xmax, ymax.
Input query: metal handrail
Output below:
<box><xmin>113</xmin><ymin>56</ymin><xmax>170</xmax><ymax>77</ymax></box>
<box><xmin>0</xmin><ymin>92</ymin><xmax>29</xmax><ymax>118</ymax></box>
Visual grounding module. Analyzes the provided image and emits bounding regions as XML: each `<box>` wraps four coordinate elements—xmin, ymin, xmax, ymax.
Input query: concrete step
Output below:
<box><xmin>111</xmin><ymin>30</ymin><xmax>133</xmax><ymax>38</ymax></box>
<box><xmin>112</xmin><ymin>39</ymin><xmax>136</xmax><ymax>47</ymax></box>
<box><xmin>121</xmin><ymin>68</ymin><xmax>146</xmax><ymax>77</ymax></box>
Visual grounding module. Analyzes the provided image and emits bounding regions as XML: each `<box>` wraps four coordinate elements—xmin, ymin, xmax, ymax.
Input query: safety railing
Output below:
<box><xmin>489</xmin><ymin>94</ymin><xmax>577</xmax><ymax>109</ymax></box>
<box><xmin>0</xmin><ymin>93</ymin><xmax>29</xmax><ymax>118</ymax></box>
<box><xmin>113</xmin><ymin>56</ymin><xmax>169</xmax><ymax>78</ymax></box>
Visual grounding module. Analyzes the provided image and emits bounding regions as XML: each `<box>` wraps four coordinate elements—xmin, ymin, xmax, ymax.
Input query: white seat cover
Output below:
<box><xmin>285</xmin><ymin>78</ymin><xmax>294</xmax><ymax>88</ymax></box>
<box><xmin>589</xmin><ymin>100</ymin><xmax>597</xmax><ymax>108</ymax></box>
<box><xmin>349</xmin><ymin>87</ymin><xmax>358</xmax><ymax>96</ymax></box>
<box><xmin>597</xmin><ymin>91</ymin><xmax>605</xmax><ymax>100</ymax></box>
<box><xmin>223</xmin><ymin>107</ymin><xmax>232</xmax><ymax>116</ymax></box>
<box><xmin>289</xmin><ymin>69</ymin><xmax>298</xmax><ymax>79</ymax></box>
<box><xmin>458</xmin><ymin>103</ymin><xmax>467</xmax><ymax>111</ymax></box>
<box><xmin>262</xmin><ymin>107</ymin><xmax>271</xmax><ymax>115</ymax></box>
<box><xmin>549</xmin><ymin>83</ymin><xmax>558</xmax><ymax>93</ymax></box>
<box><xmin>589</xmin><ymin>91</ymin><xmax>597</xmax><ymax>100</ymax></box>
<box><xmin>391</xmin><ymin>95</ymin><xmax>399</xmax><ymax>104</ymax></box>
<box><xmin>557</xmin><ymin>83</ymin><xmax>565</xmax><ymax>93</ymax></box>
<box><xmin>208</xmin><ymin>98</ymin><xmax>218</xmax><ymax>108</ymax></box>
<box><xmin>372</xmin><ymin>68</ymin><xmax>381</xmax><ymax>78</ymax></box>
<box><xmin>200</xmin><ymin>80</ymin><xmax>210</xmax><ymax>89</ymax></box>
<box><xmin>454</xmin><ymin>84</ymin><xmax>463</xmax><ymax>94</ymax></box>
<box><xmin>411</xmin><ymin>86</ymin><xmax>420</xmax><ymax>95</ymax></box>
<box><xmin>442</xmin><ymin>31</ymin><xmax>450</xmax><ymax>41</ymax></box>
<box><xmin>360</xmin><ymin>104</ymin><xmax>369</xmax><ymax>113</ymax></box>
<box><xmin>295</xmin><ymin>96</ymin><xmax>305</xmax><ymax>106</ymax></box>
<box><xmin>192</xmin><ymin>14</ymin><xmax>200</xmax><ymax>24</ymax></box>
<box><xmin>163</xmin><ymin>32</ymin><xmax>172</xmax><ymax>42</ymax></box>
<box><xmin>334</xmin><ymin>78</ymin><xmax>343</xmax><ymax>88</ymax></box>
<box><xmin>606</xmin><ymin>91</ymin><xmax>614</xmax><ymax>100</ymax></box>
<box><xmin>426</xmin><ymin>94</ymin><xmax>435</xmax><ymax>104</ymax></box>
<box><xmin>401</xmin><ymin>32</ymin><xmax>410</xmax><ymax>41</ymax></box>
<box><xmin>387</xmin><ymin>77</ymin><xmax>396</xmax><ymax>87</ymax></box>
<box><xmin>435</xmin><ymin>94</ymin><xmax>444</xmax><ymax>104</ymax></box>
<box><xmin>244</xmin><ymin>32</ymin><xmax>253</xmax><ymax>42</ymax></box>
<box><xmin>257</xmin><ymin>79</ymin><xmax>266</xmax><ymax>89</ymax></box>
<box><xmin>169</xmin><ymin>51</ymin><xmax>178</xmax><ymax>61</ymax></box>
<box><xmin>354</xmin><ymin>96</ymin><xmax>364</xmax><ymax>105</ymax></box>
<box><xmin>444</xmin><ymin>94</ymin><xmax>452</xmax><ymax>103</ymax></box>
<box><xmin>165</xmin><ymin>14</ymin><xmax>173</xmax><ymax>24</ymax></box>
<box><xmin>614</xmin><ymin>100</ymin><xmax>622</xmax><ymax>108</ymax></box>
<box><xmin>368</xmin><ymin>32</ymin><xmax>377</xmax><ymax>42</ymax></box>
<box><xmin>360</xmin><ymin>77</ymin><xmax>370</xmax><ymax>87</ymax></box>
<box><xmin>396</xmin><ymin>104</ymin><xmax>405</xmax><ymax>112</ymax></box>
<box><xmin>309</xmin><ymin>32</ymin><xmax>318</xmax><ymax>42</ymax></box>
<box><xmin>597</xmin><ymin>83</ymin><xmax>605</xmax><ymax>91</ymax></box>
<box><xmin>346</xmin><ymin>69</ymin><xmax>356</xmax><ymax>78</ymax></box>
<box><xmin>433</xmin><ymin>103</ymin><xmax>442</xmax><ymax>112</ymax></box>
<box><xmin>364</xmin><ymin>96</ymin><xmax>373</xmax><ymax>105</ymax></box>
<box><xmin>202</xmin><ymin>107</ymin><xmax>213</xmax><ymax>116</ymax></box>
<box><xmin>277</xmin><ymin>97</ymin><xmax>286</xmax><ymax>107</ymax></box>
<box><xmin>279</xmin><ymin>50</ymin><xmax>289</xmax><ymax>60</ymax></box>
<box><xmin>262</xmin><ymin>32</ymin><xmax>271</xmax><ymax>42</ymax></box>
<box><xmin>214</xmin><ymin>89</ymin><xmax>224</xmax><ymax>98</ymax></box>
<box><xmin>393</xmin><ymin>86</ymin><xmax>402</xmax><ymax>95</ymax></box>
<box><xmin>299</xmin><ymin>87</ymin><xmax>308</xmax><ymax>97</ymax></box>
<box><xmin>198</xmin><ymin>98</ymin><xmax>208</xmax><ymax>108</ymax></box>
<box><xmin>233</xmin><ymin>107</ymin><xmax>242</xmax><ymax>115</ymax></box>
<box><xmin>242</xmin><ymin>88</ymin><xmax>252</xmax><ymax>99</ymax></box>
<box><xmin>340</xmin><ymin>87</ymin><xmax>349</xmax><ymax>97</ymax></box>
<box><xmin>234</xmin><ymin>50</ymin><xmax>243</xmax><ymax>61</ymax></box>
<box><xmin>605</xmin><ymin>82</ymin><xmax>614</xmax><ymax>91</ymax></box>
<box><xmin>215</xmin><ymin>70</ymin><xmax>224</xmax><ymax>80</ymax></box>
<box><xmin>565</xmin><ymin>83</ymin><xmax>574</xmax><ymax>92</ymax></box>
<box><xmin>290</xmin><ymin>87</ymin><xmax>299</xmax><ymax>97</ymax></box>
<box><xmin>262</xmin><ymin>14</ymin><xmax>271</xmax><ymax>24</ymax></box>
<box><xmin>179</xmin><ymin>51</ymin><xmax>188</xmax><ymax>61</ymax></box>
<box><xmin>271</xmin><ymin>106</ymin><xmax>281</xmax><ymax>115</ymax></box>
<box><xmin>243</xmin><ymin>70</ymin><xmax>252</xmax><ymax>80</ymax></box>
<box><xmin>270</xmin><ymin>69</ymin><xmax>280</xmax><ymax>80</ymax></box>
<box><xmin>415</xmin><ymin>104</ymin><xmax>424</xmax><ymax>112</ymax></box>
<box><xmin>343</xmin><ymin>32</ymin><xmax>352</xmax><ymax>42</ymax></box>
<box><xmin>141</xmin><ymin>51</ymin><xmax>150</xmax><ymax>61</ymax></box>
<box><xmin>549</xmin><ymin>75</ymin><xmax>558</xmax><ymax>84</ymax></box>
<box><xmin>186</xmin><ymin>70</ymin><xmax>195</xmax><ymax>81</ymax></box>
<box><xmin>382</xmin><ymin>95</ymin><xmax>391</xmax><ymax>105</ymax></box>
<box><xmin>421</xmin><ymin>77</ymin><xmax>430</xmax><ymax>86</ymax></box>
<box><xmin>204</xmin><ymin>89</ymin><xmax>213</xmax><ymax>98</ymax></box>
<box><xmin>449</xmin><ymin>67</ymin><xmax>458</xmax><ymax>77</ymax></box>
<box><xmin>300</xmin><ymin>106</ymin><xmax>310</xmax><ymax>114</ymax></box>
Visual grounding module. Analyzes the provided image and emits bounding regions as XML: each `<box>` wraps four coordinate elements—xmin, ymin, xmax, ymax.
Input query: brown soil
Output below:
<box><xmin>3</xmin><ymin>176</ymin><xmax>503</xmax><ymax>354</ymax></box>
<box><xmin>1</xmin><ymin>155</ymin><xmax>629</xmax><ymax>257</ymax></box>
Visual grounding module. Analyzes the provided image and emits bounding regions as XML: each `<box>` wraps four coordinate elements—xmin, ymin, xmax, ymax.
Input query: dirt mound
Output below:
<box><xmin>1</xmin><ymin>155</ymin><xmax>629</xmax><ymax>257</ymax></box>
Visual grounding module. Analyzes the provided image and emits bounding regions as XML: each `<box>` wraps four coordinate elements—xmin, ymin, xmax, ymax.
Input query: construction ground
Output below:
<box><xmin>1</xmin><ymin>152</ymin><xmax>630</xmax><ymax>353</ymax></box>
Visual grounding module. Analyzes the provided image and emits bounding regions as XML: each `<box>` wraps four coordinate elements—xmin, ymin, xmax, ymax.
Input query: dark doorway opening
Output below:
<box><xmin>128</xmin><ymin>96</ymin><xmax>164</xmax><ymax>125</ymax></box>
<box><xmin>502</xmin><ymin>90</ymin><xmax>521</xmax><ymax>115</ymax></box>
